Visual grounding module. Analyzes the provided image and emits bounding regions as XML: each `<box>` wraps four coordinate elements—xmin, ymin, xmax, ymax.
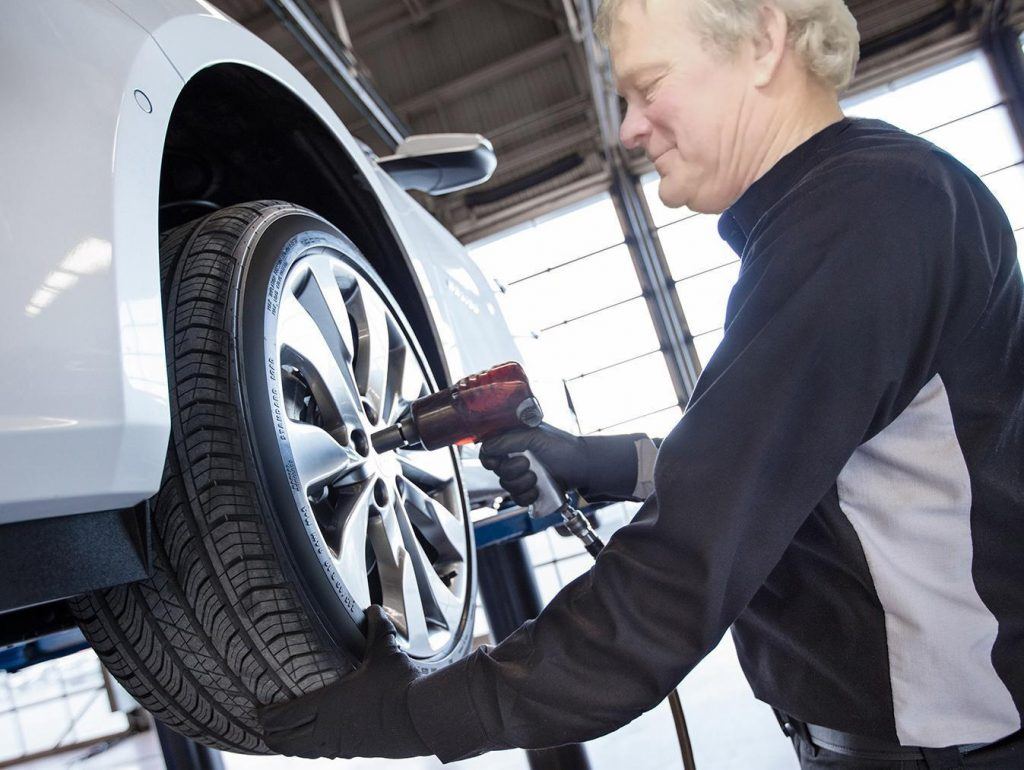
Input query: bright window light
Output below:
<box><xmin>693</xmin><ymin>328</ymin><xmax>725</xmax><ymax>365</ymax></box>
<box><xmin>985</xmin><ymin>165</ymin><xmax>1024</xmax><ymax>230</ymax></box>
<box><xmin>469</xmin><ymin>194</ymin><xmax>676</xmax><ymax>436</ymax></box>
<box><xmin>675</xmin><ymin>262</ymin><xmax>741</xmax><ymax>337</ymax></box>
<box><xmin>565</xmin><ymin>351</ymin><xmax>677</xmax><ymax>434</ymax></box>
<box><xmin>531</xmin><ymin>196</ymin><xmax>625</xmax><ymax>263</ymax></box>
<box><xmin>844</xmin><ymin>52</ymin><xmax>1002</xmax><ymax>132</ymax></box>
<box><xmin>593</xmin><ymin>404</ymin><xmax>683</xmax><ymax>439</ymax></box>
<box><xmin>532</xmin><ymin>297</ymin><xmax>662</xmax><ymax>379</ymax></box>
<box><xmin>469</xmin><ymin>219</ymin><xmax>550</xmax><ymax>286</ymax></box>
<box><xmin>922</xmin><ymin>106</ymin><xmax>1021</xmax><ymax>177</ymax></box>
<box><xmin>469</xmin><ymin>196</ymin><xmax>624</xmax><ymax>285</ymax></box>
<box><xmin>500</xmin><ymin>244</ymin><xmax>641</xmax><ymax>331</ymax></box>
<box><xmin>659</xmin><ymin>214</ymin><xmax>739</xmax><ymax>282</ymax></box>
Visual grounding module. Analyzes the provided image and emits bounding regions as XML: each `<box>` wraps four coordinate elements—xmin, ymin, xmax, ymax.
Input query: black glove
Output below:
<box><xmin>258</xmin><ymin>606</ymin><xmax>429</xmax><ymax>759</ymax></box>
<box><xmin>479</xmin><ymin>423</ymin><xmax>644</xmax><ymax>506</ymax></box>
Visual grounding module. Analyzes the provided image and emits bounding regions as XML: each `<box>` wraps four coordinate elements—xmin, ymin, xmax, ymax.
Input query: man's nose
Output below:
<box><xmin>619</xmin><ymin>104</ymin><xmax>650</xmax><ymax>151</ymax></box>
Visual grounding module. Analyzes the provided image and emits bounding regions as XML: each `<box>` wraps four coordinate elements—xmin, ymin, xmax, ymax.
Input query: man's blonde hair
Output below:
<box><xmin>595</xmin><ymin>0</ymin><xmax>861</xmax><ymax>92</ymax></box>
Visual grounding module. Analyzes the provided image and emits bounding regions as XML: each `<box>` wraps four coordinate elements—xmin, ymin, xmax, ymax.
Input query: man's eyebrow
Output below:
<box><xmin>614</xmin><ymin>63</ymin><xmax>666</xmax><ymax>92</ymax></box>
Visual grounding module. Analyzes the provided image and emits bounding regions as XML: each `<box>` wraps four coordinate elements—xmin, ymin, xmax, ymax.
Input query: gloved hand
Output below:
<box><xmin>479</xmin><ymin>423</ymin><xmax>645</xmax><ymax>506</ymax></box>
<box><xmin>258</xmin><ymin>606</ymin><xmax>429</xmax><ymax>759</ymax></box>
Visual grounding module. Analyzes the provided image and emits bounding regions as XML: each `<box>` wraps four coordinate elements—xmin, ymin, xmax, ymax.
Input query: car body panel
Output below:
<box><xmin>0</xmin><ymin>0</ymin><xmax>520</xmax><ymax>525</ymax></box>
<box><xmin>371</xmin><ymin>171</ymin><xmax>522</xmax><ymax>379</ymax></box>
<box><xmin>0</xmin><ymin>1</ymin><xmax>180</xmax><ymax>523</ymax></box>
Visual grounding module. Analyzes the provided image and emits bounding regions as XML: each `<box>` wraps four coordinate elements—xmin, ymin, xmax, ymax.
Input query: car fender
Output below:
<box><xmin>0</xmin><ymin>1</ymin><xmax>181</xmax><ymax>523</ymax></box>
<box><xmin>125</xmin><ymin>2</ymin><xmax>523</xmax><ymax>377</ymax></box>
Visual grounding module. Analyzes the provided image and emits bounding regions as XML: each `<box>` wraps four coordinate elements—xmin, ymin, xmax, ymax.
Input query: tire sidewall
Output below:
<box><xmin>234</xmin><ymin>205</ymin><xmax>476</xmax><ymax>671</ymax></box>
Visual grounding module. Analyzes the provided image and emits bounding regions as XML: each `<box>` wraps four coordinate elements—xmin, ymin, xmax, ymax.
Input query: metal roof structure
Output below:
<box><xmin>214</xmin><ymin>0</ymin><xmax>1024</xmax><ymax>241</ymax></box>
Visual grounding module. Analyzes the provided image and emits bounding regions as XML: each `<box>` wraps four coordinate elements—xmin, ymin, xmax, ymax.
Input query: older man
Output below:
<box><xmin>259</xmin><ymin>0</ymin><xmax>1024</xmax><ymax>767</ymax></box>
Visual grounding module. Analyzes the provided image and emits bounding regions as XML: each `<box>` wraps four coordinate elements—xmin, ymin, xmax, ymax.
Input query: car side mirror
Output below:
<box><xmin>377</xmin><ymin>133</ymin><xmax>497</xmax><ymax>195</ymax></box>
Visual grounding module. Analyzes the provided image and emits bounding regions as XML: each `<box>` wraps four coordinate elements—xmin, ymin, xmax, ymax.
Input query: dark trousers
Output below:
<box><xmin>790</xmin><ymin>730</ymin><xmax>1024</xmax><ymax>769</ymax></box>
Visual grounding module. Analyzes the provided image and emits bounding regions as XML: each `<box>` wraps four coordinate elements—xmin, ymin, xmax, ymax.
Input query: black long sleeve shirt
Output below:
<box><xmin>407</xmin><ymin>117</ymin><xmax>1024</xmax><ymax>759</ymax></box>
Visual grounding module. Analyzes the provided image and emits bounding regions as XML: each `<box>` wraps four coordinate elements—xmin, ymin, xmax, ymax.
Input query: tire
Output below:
<box><xmin>70</xmin><ymin>202</ymin><xmax>476</xmax><ymax>753</ymax></box>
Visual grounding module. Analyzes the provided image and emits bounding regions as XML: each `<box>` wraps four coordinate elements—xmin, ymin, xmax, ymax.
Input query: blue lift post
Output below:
<box><xmin>473</xmin><ymin>505</ymin><xmax>593</xmax><ymax>770</ymax></box>
<box><xmin>155</xmin><ymin>722</ymin><xmax>225</xmax><ymax>770</ymax></box>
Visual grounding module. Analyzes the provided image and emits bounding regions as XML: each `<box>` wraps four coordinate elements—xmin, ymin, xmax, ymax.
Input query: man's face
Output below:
<box><xmin>610</xmin><ymin>0</ymin><xmax>758</xmax><ymax>214</ymax></box>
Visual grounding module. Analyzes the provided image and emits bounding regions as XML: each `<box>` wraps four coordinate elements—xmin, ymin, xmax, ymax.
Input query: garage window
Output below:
<box><xmin>469</xmin><ymin>194</ymin><xmax>680</xmax><ymax>438</ymax></box>
<box><xmin>639</xmin><ymin>182</ymin><xmax>740</xmax><ymax>368</ymax></box>
<box><xmin>468</xmin><ymin>194</ymin><xmax>684</xmax><ymax>583</ymax></box>
<box><xmin>0</xmin><ymin>650</ymin><xmax>133</xmax><ymax>764</ymax></box>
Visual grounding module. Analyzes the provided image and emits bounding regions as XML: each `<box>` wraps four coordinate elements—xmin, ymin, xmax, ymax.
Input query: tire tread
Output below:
<box><xmin>71</xmin><ymin>203</ymin><xmax>342</xmax><ymax>753</ymax></box>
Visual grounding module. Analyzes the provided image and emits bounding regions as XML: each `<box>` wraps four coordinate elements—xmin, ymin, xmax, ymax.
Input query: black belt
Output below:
<box><xmin>773</xmin><ymin>710</ymin><xmax>991</xmax><ymax>767</ymax></box>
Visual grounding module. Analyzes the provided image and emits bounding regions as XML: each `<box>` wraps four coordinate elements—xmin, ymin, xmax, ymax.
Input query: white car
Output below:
<box><xmin>0</xmin><ymin>0</ymin><xmax>521</xmax><ymax>752</ymax></box>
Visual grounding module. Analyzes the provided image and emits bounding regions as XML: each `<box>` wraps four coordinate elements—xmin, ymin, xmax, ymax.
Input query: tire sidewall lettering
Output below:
<box><xmin>262</xmin><ymin>230</ymin><xmax>365</xmax><ymax>620</ymax></box>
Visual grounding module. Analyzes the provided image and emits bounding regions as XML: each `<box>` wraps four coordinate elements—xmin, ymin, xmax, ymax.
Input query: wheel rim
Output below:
<box><xmin>268</xmin><ymin>244</ymin><xmax>470</xmax><ymax>659</ymax></box>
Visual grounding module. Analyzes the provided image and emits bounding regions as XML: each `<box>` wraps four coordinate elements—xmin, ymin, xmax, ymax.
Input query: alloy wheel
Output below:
<box><xmin>268</xmin><ymin>246</ymin><xmax>470</xmax><ymax>659</ymax></box>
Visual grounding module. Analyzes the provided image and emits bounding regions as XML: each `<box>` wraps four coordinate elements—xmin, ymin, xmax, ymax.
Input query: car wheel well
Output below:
<box><xmin>159</xmin><ymin>63</ymin><xmax>448</xmax><ymax>386</ymax></box>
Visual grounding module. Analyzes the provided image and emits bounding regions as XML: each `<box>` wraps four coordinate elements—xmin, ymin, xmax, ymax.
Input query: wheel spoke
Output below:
<box><xmin>380</xmin><ymin>343</ymin><xmax>407</xmax><ymax>427</ymax></box>
<box><xmin>278</xmin><ymin>293</ymin><xmax>363</xmax><ymax>429</ymax></box>
<box><xmin>348</xmin><ymin>278</ymin><xmax>391</xmax><ymax>423</ymax></box>
<box><xmin>396</xmin><ymin>447</ymin><xmax>456</xmax><ymax>490</ymax></box>
<box><xmin>289</xmin><ymin>422</ymin><xmax>361</xmax><ymax>489</ymax></box>
<box><xmin>400</xmin><ymin>556</ymin><xmax>432</xmax><ymax>651</ymax></box>
<box><xmin>396</xmin><ymin>496</ymin><xmax>464</xmax><ymax>634</ymax></box>
<box><xmin>398</xmin><ymin>478</ymin><xmax>467</xmax><ymax>564</ymax></box>
<box><xmin>368</xmin><ymin>499</ymin><xmax>430</xmax><ymax>648</ymax></box>
<box><xmin>305</xmin><ymin>255</ymin><xmax>356</xmax><ymax>365</ymax></box>
<box><xmin>334</xmin><ymin>481</ymin><xmax>374</xmax><ymax>610</ymax></box>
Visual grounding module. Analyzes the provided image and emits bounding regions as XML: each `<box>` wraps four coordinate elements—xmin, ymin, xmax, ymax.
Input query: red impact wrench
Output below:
<box><xmin>370</xmin><ymin>361</ymin><xmax>605</xmax><ymax>556</ymax></box>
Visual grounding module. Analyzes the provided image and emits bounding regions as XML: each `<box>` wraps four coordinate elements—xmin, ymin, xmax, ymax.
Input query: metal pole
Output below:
<box><xmin>984</xmin><ymin>2</ymin><xmax>1024</xmax><ymax>152</ymax></box>
<box><xmin>574</xmin><ymin>0</ymin><xmax>702</xmax><ymax>402</ymax></box>
<box><xmin>264</xmin><ymin>0</ymin><xmax>410</xmax><ymax>148</ymax></box>
<box><xmin>610</xmin><ymin>167</ymin><xmax>702</xmax><ymax>401</ymax></box>
<box><xmin>325</xmin><ymin>0</ymin><xmax>353</xmax><ymax>50</ymax></box>
<box><xmin>155</xmin><ymin>721</ymin><xmax>225</xmax><ymax>770</ymax></box>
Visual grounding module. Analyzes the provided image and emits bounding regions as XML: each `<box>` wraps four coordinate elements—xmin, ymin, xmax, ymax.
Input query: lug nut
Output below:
<box><xmin>373</xmin><ymin>478</ymin><xmax>389</xmax><ymax>507</ymax></box>
<box><xmin>351</xmin><ymin>429</ymin><xmax>370</xmax><ymax>457</ymax></box>
<box><xmin>362</xmin><ymin>399</ymin><xmax>379</xmax><ymax>424</ymax></box>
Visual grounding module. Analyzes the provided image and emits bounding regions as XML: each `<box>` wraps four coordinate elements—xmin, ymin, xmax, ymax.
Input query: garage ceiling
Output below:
<box><xmin>213</xmin><ymin>0</ymin><xmax>1024</xmax><ymax>241</ymax></box>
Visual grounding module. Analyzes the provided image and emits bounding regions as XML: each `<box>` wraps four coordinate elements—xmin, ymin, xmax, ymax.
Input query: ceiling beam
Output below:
<box><xmin>491</xmin><ymin>125</ymin><xmax>598</xmax><ymax>177</ymax></box>
<box><xmin>492</xmin><ymin>0</ymin><xmax>558</xmax><ymax>21</ymax></box>
<box><xmin>559</xmin><ymin>0</ymin><xmax>584</xmax><ymax>41</ymax></box>
<box><xmin>401</xmin><ymin>0</ymin><xmax>431</xmax><ymax>23</ymax></box>
<box><xmin>326</xmin><ymin>0</ymin><xmax>352</xmax><ymax>49</ymax></box>
<box><xmin>486</xmin><ymin>95</ymin><xmax>592</xmax><ymax>141</ymax></box>
<box><xmin>396</xmin><ymin>35</ymin><xmax>573</xmax><ymax>116</ymax></box>
<box><xmin>264</xmin><ymin>0</ymin><xmax>408</xmax><ymax>145</ymax></box>
<box><xmin>349</xmin><ymin>0</ymin><xmax>466</xmax><ymax>48</ymax></box>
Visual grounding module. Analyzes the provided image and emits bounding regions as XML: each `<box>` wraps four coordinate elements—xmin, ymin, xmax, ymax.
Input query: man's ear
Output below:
<box><xmin>751</xmin><ymin>2</ymin><xmax>788</xmax><ymax>88</ymax></box>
